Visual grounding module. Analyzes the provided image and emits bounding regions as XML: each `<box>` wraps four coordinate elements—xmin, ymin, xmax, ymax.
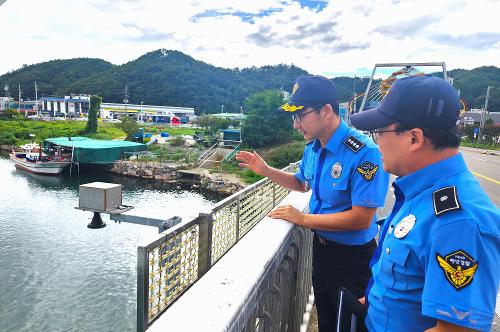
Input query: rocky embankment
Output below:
<box><xmin>110</xmin><ymin>160</ymin><xmax>183</xmax><ymax>182</ymax></box>
<box><xmin>110</xmin><ymin>160</ymin><xmax>246</xmax><ymax>195</ymax></box>
<box><xmin>200</xmin><ymin>172</ymin><xmax>245</xmax><ymax>195</ymax></box>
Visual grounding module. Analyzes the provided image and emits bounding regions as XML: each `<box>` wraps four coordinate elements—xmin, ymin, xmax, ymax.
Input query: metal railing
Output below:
<box><xmin>137</xmin><ymin>162</ymin><xmax>299</xmax><ymax>331</ymax></box>
<box><xmin>229</xmin><ymin>225</ymin><xmax>313</xmax><ymax>332</ymax></box>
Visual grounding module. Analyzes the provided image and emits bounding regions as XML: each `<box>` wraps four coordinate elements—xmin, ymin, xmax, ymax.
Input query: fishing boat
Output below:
<box><xmin>9</xmin><ymin>145</ymin><xmax>71</xmax><ymax>175</ymax></box>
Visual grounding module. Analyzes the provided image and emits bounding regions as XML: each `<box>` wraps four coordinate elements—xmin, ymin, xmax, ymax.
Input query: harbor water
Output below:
<box><xmin>0</xmin><ymin>154</ymin><xmax>220</xmax><ymax>332</ymax></box>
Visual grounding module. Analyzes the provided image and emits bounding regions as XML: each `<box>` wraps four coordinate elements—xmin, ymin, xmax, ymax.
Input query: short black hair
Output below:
<box><xmin>312</xmin><ymin>101</ymin><xmax>339</xmax><ymax>115</ymax></box>
<box><xmin>396</xmin><ymin>122</ymin><xmax>460</xmax><ymax>149</ymax></box>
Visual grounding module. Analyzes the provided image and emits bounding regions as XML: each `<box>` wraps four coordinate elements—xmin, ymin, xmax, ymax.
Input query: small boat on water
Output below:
<box><xmin>9</xmin><ymin>145</ymin><xmax>71</xmax><ymax>175</ymax></box>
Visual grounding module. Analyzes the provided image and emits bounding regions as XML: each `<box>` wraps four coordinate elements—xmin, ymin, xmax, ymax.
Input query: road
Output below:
<box><xmin>460</xmin><ymin>148</ymin><xmax>500</xmax><ymax>331</ymax></box>
<box><xmin>460</xmin><ymin>148</ymin><xmax>500</xmax><ymax>205</ymax></box>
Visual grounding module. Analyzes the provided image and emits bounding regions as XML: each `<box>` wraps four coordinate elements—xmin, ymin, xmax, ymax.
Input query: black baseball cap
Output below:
<box><xmin>350</xmin><ymin>75</ymin><xmax>461</xmax><ymax>131</ymax></box>
<box><xmin>277</xmin><ymin>75</ymin><xmax>338</xmax><ymax>113</ymax></box>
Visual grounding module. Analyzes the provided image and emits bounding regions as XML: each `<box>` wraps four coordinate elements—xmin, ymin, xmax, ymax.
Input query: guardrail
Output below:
<box><xmin>137</xmin><ymin>162</ymin><xmax>299</xmax><ymax>331</ymax></box>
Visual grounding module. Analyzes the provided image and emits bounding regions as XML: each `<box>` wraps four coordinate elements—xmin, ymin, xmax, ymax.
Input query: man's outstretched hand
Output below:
<box><xmin>236</xmin><ymin>151</ymin><xmax>269</xmax><ymax>175</ymax></box>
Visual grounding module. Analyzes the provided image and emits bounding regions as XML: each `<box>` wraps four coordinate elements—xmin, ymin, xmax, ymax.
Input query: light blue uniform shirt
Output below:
<box><xmin>294</xmin><ymin>120</ymin><xmax>389</xmax><ymax>245</ymax></box>
<box><xmin>367</xmin><ymin>153</ymin><xmax>500</xmax><ymax>331</ymax></box>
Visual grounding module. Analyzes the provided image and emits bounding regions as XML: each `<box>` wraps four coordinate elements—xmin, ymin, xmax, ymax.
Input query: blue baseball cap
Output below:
<box><xmin>278</xmin><ymin>75</ymin><xmax>338</xmax><ymax>113</ymax></box>
<box><xmin>350</xmin><ymin>75</ymin><xmax>461</xmax><ymax>131</ymax></box>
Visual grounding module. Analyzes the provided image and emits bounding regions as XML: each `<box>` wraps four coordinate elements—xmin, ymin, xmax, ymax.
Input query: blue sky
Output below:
<box><xmin>0</xmin><ymin>0</ymin><xmax>499</xmax><ymax>78</ymax></box>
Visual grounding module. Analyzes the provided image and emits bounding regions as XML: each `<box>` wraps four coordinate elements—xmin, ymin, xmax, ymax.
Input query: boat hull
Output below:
<box><xmin>9</xmin><ymin>154</ymin><xmax>70</xmax><ymax>175</ymax></box>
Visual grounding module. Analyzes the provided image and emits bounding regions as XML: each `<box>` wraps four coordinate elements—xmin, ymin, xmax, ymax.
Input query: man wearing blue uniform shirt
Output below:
<box><xmin>236</xmin><ymin>75</ymin><xmax>389</xmax><ymax>331</ymax></box>
<box><xmin>350</xmin><ymin>75</ymin><xmax>500</xmax><ymax>332</ymax></box>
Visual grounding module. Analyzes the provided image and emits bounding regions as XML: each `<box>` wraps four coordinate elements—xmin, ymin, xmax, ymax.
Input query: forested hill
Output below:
<box><xmin>59</xmin><ymin>50</ymin><xmax>308</xmax><ymax>113</ymax></box>
<box><xmin>1</xmin><ymin>50</ymin><xmax>498</xmax><ymax>113</ymax></box>
<box><xmin>0</xmin><ymin>58</ymin><xmax>114</xmax><ymax>99</ymax></box>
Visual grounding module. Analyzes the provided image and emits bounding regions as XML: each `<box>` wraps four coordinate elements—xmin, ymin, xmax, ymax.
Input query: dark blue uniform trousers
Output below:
<box><xmin>312</xmin><ymin>233</ymin><xmax>375</xmax><ymax>332</ymax></box>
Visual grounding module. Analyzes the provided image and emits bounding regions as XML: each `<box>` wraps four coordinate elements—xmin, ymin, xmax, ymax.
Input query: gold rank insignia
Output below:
<box><xmin>356</xmin><ymin>161</ymin><xmax>378</xmax><ymax>181</ymax></box>
<box><xmin>436</xmin><ymin>250</ymin><xmax>478</xmax><ymax>290</ymax></box>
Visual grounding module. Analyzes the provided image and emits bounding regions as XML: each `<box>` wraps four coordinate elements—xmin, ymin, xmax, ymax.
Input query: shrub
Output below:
<box><xmin>170</xmin><ymin>136</ymin><xmax>185</xmax><ymax>146</ymax></box>
<box><xmin>263</xmin><ymin>141</ymin><xmax>306</xmax><ymax>168</ymax></box>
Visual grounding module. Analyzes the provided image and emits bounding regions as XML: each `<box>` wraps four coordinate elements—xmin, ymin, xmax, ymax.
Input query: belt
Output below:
<box><xmin>315</xmin><ymin>233</ymin><xmax>376</xmax><ymax>248</ymax></box>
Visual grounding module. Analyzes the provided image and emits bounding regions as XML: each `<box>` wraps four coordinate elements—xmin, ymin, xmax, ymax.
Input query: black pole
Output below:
<box><xmin>88</xmin><ymin>212</ymin><xmax>106</xmax><ymax>229</ymax></box>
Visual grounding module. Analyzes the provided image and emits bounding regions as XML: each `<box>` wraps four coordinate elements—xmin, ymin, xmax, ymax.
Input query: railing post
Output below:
<box><xmin>236</xmin><ymin>195</ymin><xmax>241</xmax><ymax>241</ymax></box>
<box><xmin>137</xmin><ymin>246</ymin><xmax>149</xmax><ymax>332</ymax></box>
<box><xmin>197</xmin><ymin>214</ymin><xmax>213</xmax><ymax>278</ymax></box>
<box><xmin>273</xmin><ymin>182</ymin><xmax>276</xmax><ymax>207</ymax></box>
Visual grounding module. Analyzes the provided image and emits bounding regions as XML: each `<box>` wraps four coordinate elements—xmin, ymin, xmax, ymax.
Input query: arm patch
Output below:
<box><xmin>433</xmin><ymin>186</ymin><xmax>461</xmax><ymax>216</ymax></box>
<box><xmin>343</xmin><ymin>136</ymin><xmax>364</xmax><ymax>153</ymax></box>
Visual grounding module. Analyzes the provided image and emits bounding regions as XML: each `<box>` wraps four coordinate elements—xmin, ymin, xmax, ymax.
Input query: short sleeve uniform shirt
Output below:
<box><xmin>367</xmin><ymin>153</ymin><xmax>500</xmax><ymax>331</ymax></box>
<box><xmin>294</xmin><ymin>119</ymin><xmax>389</xmax><ymax>245</ymax></box>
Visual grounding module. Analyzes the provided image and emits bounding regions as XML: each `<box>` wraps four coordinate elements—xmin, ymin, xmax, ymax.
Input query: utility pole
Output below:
<box><xmin>18</xmin><ymin>84</ymin><xmax>23</xmax><ymax>116</ymax></box>
<box><xmin>477</xmin><ymin>86</ymin><xmax>492</xmax><ymax>145</ymax></box>
<box><xmin>3</xmin><ymin>84</ymin><xmax>8</xmax><ymax>110</ymax></box>
<box><xmin>123</xmin><ymin>85</ymin><xmax>129</xmax><ymax>117</ymax></box>
<box><xmin>35</xmin><ymin>81</ymin><xmax>39</xmax><ymax>117</ymax></box>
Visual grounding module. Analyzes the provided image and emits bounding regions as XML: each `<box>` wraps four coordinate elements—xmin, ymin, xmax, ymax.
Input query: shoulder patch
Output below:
<box><xmin>436</xmin><ymin>250</ymin><xmax>478</xmax><ymax>290</ymax></box>
<box><xmin>433</xmin><ymin>186</ymin><xmax>461</xmax><ymax>216</ymax></box>
<box><xmin>343</xmin><ymin>136</ymin><xmax>365</xmax><ymax>153</ymax></box>
<box><xmin>357</xmin><ymin>161</ymin><xmax>379</xmax><ymax>181</ymax></box>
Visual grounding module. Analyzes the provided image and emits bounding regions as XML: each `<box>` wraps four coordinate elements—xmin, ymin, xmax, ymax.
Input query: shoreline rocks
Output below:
<box><xmin>109</xmin><ymin>160</ymin><xmax>246</xmax><ymax>195</ymax></box>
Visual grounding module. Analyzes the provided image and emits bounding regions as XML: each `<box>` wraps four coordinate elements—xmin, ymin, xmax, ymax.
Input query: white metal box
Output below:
<box><xmin>79</xmin><ymin>182</ymin><xmax>122</xmax><ymax>212</ymax></box>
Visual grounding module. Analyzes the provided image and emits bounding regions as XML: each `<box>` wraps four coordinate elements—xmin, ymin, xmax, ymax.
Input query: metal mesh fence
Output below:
<box><xmin>137</xmin><ymin>162</ymin><xmax>299</xmax><ymax>331</ymax></box>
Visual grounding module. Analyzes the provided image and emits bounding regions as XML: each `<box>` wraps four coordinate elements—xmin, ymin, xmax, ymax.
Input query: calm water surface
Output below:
<box><xmin>0</xmin><ymin>154</ymin><xmax>220</xmax><ymax>332</ymax></box>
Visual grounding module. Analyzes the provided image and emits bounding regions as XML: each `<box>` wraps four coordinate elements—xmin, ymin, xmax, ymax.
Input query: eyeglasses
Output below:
<box><xmin>292</xmin><ymin>109</ymin><xmax>317</xmax><ymax>123</ymax></box>
<box><xmin>370</xmin><ymin>129</ymin><xmax>407</xmax><ymax>141</ymax></box>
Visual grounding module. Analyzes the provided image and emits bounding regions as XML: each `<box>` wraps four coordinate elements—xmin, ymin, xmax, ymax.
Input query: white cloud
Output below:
<box><xmin>0</xmin><ymin>0</ymin><xmax>498</xmax><ymax>77</ymax></box>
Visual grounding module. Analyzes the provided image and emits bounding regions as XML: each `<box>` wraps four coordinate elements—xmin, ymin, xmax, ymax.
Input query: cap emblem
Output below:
<box><xmin>280</xmin><ymin>103</ymin><xmax>304</xmax><ymax>113</ymax></box>
<box><xmin>291</xmin><ymin>82</ymin><xmax>300</xmax><ymax>96</ymax></box>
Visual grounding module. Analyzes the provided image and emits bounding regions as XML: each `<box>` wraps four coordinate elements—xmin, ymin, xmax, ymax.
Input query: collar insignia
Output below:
<box><xmin>433</xmin><ymin>186</ymin><xmax>461</xmax><ymax>216</ymax></box>
<box><xmin>343</xmin><ymin>136</ymin><xmax>364</xmax><ymax>153</ymax></box>
<box><xmin>393</xmin><ymin>214</ymin><xmax>416</xmax><ymax>239</ymax></box>
<box><xmin>436</xmin><ymin>250</ymin><xmax>478</xmax><ymax>290</ymax></box>
<box><xmin>331</xmin><ymin>162</ymin><xmax>342</xmax><ymax>179</ymax></box>
<box><xmin>356</xmin><ymin>161</ymin><xmax>378</xmax><ymax>182</ymax></box>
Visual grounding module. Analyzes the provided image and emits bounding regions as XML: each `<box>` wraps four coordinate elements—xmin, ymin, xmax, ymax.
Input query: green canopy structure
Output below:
<box><xmin>44</xmin><ymin>137</ymin><xmax>146</xmax><ymax>164</ymax></box>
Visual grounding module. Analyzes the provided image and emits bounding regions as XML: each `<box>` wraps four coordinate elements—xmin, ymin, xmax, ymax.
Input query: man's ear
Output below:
<box><xmin>408</xmin><ymin>128</ymin><xmax>425</xmax><ymax>151</ymax></box>
<box><xmin>322</xmin><ymin>103</ymin><xmax>336</xmax><ymax>118</ymax></box>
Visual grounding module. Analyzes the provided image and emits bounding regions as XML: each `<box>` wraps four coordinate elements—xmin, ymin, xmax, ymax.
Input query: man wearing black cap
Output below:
<box><xmin>350</xmin><ymin>75</ymin><xmax>500</xmax><ymax>332</ymax></box>
<box><xmin>236</xmin><ymin>75</ymin><xmax>389</xmax><ymax>331</ymax></box>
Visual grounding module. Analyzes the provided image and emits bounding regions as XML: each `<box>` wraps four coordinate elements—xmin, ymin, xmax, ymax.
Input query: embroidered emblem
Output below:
<box><xmin>343</xmin><ymin>136</ymin><xmax>365</xmax><ymax>152</ymax></box>
<box><xmin>436</xmin><ymin>250</ymin><xmax>478</xmax><ymax>290</ymax></box>
<box><xmin>433</xmin><ymin>186</ymin><xmax>461</xmax><ymax>216</ymax></box>
<box><xmin>356</xmin><ymin>161</ymin><xmax>378</xmax><ymax>181</ymax></box>
<box><xmin>280</xmin><ymin>103</ymin><xmax>304</xmax><ymax>113</ymax></box>
<box><xmin>393</xmin><ymin>214</ymin><xmax>416</xmax><ymax>239</ymax></box>
<box><xmin>331</xmin><ymin>162</ymin><xmax>342</xmax><ymax>179</ymax></box>
<box><xmin>451</xmin><ymin>307</ymin><xmax>471</xmax><ymax>321</ymax></box>
<box><xmin>292</xmin><ymin>82</ymin><xmax>300</xmax><ymax>95</ymax></box>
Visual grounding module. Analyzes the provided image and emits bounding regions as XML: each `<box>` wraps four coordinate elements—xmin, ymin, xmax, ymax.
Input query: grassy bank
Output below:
<box><xmin>460</xmin><ymin>140</ymin><xmax>500</xmax><ymax>151</ymax></box>
<box><xmin>216</xmin><ymin>141</ymin><xmax>306</xmax><ymax>184</ymax></box>
<box><xmin>0</xmin><ymin>119</ymin><xmax>126</xmax><ymax>146</ymax></box>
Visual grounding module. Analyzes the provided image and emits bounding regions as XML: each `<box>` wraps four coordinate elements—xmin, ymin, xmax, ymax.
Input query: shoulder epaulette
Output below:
<box><xmin>343</xmin><ymin>135</ymin><xmax>365</xmax><ymax>153</ymax></box>
<box><xmin>433</xmin><ymin>186</ymin><xmax>461</xmax><ymax>216</ymax></box>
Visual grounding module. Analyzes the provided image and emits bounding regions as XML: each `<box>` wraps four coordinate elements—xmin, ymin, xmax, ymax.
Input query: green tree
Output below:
<box><xmin>118</xmin><ymin>116</ymin><xmax>139</xmax><ymax>140</ymax></box>
<box><xmin>241</xmin><ymin>89</ymin><xmax>294</xmax><ymax>148</ymax></box>
<box><xmin>84</xmin><ymin>95</ymin><xmax>102</xmax><ymax>134</ymax></box>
